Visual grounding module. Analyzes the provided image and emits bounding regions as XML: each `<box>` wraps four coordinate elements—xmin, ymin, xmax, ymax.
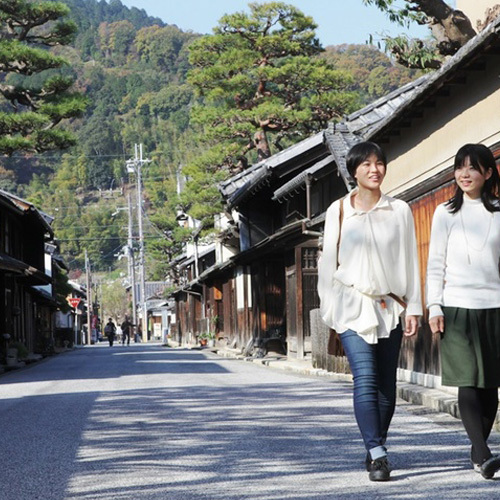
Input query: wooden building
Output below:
<box><xmin>184</xmin><ymin>132</ymin><xmax>350</xmax><ymax>358</ymax></box>
<box><xmin>172</xmin><ymin>245</ymin><xmax>216</xmax><ymax>346</ymax></box>
<box><xmin>170</xmin><ymin>81</ymin><xmax>429</xmax><ymax>358</ymax></box>
<box><xmin>170</xmin><ymin>9</ymin><xmax>500</xmax><ymax>393</ymax></box>
<box><xmin>0</xmin><ymin>190</ymin><xmax>55</xmax><ymax>358</ymax></box>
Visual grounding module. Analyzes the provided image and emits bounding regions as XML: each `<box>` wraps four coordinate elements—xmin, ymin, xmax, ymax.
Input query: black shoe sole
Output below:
<box><xmin>369</xmin><ymin>471</ymin><xmax>390</xmax><ymax>482</ymax></box>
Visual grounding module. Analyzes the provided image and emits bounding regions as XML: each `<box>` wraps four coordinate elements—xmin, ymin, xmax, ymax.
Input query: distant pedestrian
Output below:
<box><xmin>427</xmin><ymin>143</ymin><xmax>500</xmax><ymax>479</ymax></box>
<box><xmin>135</xmin><ymin>323</ymin><xmax>142</xmax><ymax>343</ymax></box>
<box><xmin>104</xmin><ymin>318</ymin><xmax>116</xmax><ymax>347</ymax></box>
<box><xmin>121</xmin><ymin>316</ymin><xmax>133</xmax><ymax>346</ymax></box>
<box><xmin>318</xmin><ymin>141</ymin><xmax>422</xmax><ymax>481</ymax></box>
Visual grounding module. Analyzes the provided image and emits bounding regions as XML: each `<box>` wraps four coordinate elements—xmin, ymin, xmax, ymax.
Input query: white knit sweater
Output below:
<box><xmin>426</xmin><ymin>197</ymin><xmax>500</xmax><ymax>318</ymax></box>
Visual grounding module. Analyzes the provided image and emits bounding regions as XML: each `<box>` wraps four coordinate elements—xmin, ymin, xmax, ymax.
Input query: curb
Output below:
<box><xmin>215</xmin><ymin>347</ymin><xmax>462</xmax><ymax>422</ymax></box>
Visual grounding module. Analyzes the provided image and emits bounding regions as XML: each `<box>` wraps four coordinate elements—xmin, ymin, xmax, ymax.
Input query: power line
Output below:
<box><xmin>9</xmin><ymin>151</ymin><xmax>167</xmax><ymax>160</ymax></box>
<box><xmin>62</xmin><ymin>242</ymin><xmax>125</xmax><ymax>266</ymax></box>
<box><xmin>52</xmin><ymin>225</ymin><xmax>128</xmax><ymax>230</ymax></box>
<box><xmin>57</xmin><ymin>235</ymin><xmax>168</xmax><ymax>242</ymax></box>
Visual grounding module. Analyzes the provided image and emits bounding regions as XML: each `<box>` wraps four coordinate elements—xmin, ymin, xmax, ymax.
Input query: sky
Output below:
<box><xmin>119</xmin><ymin>0</ymin><xmax>431</xmax><ymax>47</ymax></box>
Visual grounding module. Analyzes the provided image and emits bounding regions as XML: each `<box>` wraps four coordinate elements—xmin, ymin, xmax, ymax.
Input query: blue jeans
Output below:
<box><xmin>340</xmin><ymin>325</ymin><xmax>403</xmax><ymax>458</ymax></box>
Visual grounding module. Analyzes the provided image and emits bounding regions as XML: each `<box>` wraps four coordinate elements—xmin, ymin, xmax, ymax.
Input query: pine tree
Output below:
<box><xmin>187</xmin><ymin>2</ymin><xmax>359</xmax><ymax>169</ymax></box>
<box><xmin>0</xmin><ymin>0</ymin><xmax>87</xmax><ymax>154</ymax></box>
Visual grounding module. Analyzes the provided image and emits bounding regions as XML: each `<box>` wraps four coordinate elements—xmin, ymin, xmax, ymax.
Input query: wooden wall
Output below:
<box><xmin>400</xmin><ymin>182</ymin><xmax>456</xmax><ymax>375</ymax></box>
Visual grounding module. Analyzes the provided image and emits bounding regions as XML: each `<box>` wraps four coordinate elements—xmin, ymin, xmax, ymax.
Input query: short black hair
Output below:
<box><xmin>346</xmin><ymin>141</ymin><xmax>387</xmax><ymax>180</ymax></box>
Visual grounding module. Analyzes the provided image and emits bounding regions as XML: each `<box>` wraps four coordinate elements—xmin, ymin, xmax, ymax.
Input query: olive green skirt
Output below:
<box><xmin>441</xmin><ymin>307</ymin><xmax>500</xmax><ymax>388</ymax></box>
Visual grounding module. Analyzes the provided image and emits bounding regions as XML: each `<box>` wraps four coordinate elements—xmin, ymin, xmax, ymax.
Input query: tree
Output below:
<box><xmin>135</xmin><ymin>25</ymin><xmax>196</xmax><ymax>74</ymax></box>
<box><xmin>97</xmin><ymin>20</ymin><xmax>135</xmax><ymax>64</ymax></box>
<box><xmin>0</xmin><ymin>0</ymin><xmax>87</xmax><ymax>154</ymax></box>
<box><xmin>362</xmin><ymin>0</ymin><xmax>484</xmax><ymax>69</ymax></box>
<box><xmin>322</xmin><ymin>44</ymin><xmax>419</xmax><ymax>104</ymax></box>
<box><xmin>187</xmin><ymin>2</ymin><xmax>359</xmax><ymax>167</ymax></box>
<box><xmin>53</xmin><ymin>265</ymin><xmax>73</xmax><ymax>313</ymax></box>
<box><xmin>101</xmin><ymin>280</ymin><xmax>129</xmax><ymax>322</ymax></box>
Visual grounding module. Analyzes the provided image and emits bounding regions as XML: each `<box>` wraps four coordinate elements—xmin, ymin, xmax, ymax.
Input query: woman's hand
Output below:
<box><xmin>429</xmin><ymin>315</ymin><xmax>445</xmax><ymax>336</ymax></box>
<box><xmin>404</xmin><ymin>315</ymin><xmax>419</xmax><ymax>336</ymax></box>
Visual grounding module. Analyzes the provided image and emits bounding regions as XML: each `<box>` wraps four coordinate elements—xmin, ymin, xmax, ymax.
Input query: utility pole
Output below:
<box><xmin>136</xmin><ymin>144</ymin><xmax>146</xmax><ymax>342</ymax></box>
<box><xmin>127</xmin><ymin>191</ymin><xmax>138</xmax><ymax>330</ymax></box>
<box><xmin>127</xmin><ymin>143</ymin><xmax>151</xmax><ymax>342</ymax></box>
<box><xmin>85</xmin><ymin>249</ymin><xmax>92</xmax><ymax>345</ymax></box>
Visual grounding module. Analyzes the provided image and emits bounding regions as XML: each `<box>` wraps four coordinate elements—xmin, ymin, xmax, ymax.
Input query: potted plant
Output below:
<box><xmin>198</xmin><ymin>332</ymin><xmax>215</xmax><ymax>347</ymax></box>
<box><xmin>8</xmin><ymin>340</ymin><xmax>29</xmax><ymax>361</ymax></box>
<box><xmin>206</xmin><ymin>331</ymin><xmax>216</xmax><ymax>347</ymax></box>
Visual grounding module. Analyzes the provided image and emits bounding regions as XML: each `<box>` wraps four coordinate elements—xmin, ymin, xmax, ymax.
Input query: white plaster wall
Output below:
<box><xmin>457</xmin><ymin>0</ymin><xmax>498</xmax><ymax>30</ymax></box>
<box><xmin>381</xmin><ymin>54</ymin><xmax>500</xmax><ymax>197</ymax></box>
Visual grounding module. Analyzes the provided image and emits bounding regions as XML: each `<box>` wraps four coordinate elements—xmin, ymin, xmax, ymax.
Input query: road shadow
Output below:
<box><xmin>1</xmin><ymin>345</ymin><xmax>499</xmax><ymax>499</ymax></box>
<box><xmin>0</xmin><ymin>346</ymin><xmax>231</xmax><ymax>384</ymax></box>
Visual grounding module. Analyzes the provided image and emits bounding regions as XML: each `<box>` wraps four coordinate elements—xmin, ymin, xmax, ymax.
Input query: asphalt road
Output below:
<box><xmin>0</xmin><ymin>343</ymin><xmax>499</xmax><ymax>500</ymax></box>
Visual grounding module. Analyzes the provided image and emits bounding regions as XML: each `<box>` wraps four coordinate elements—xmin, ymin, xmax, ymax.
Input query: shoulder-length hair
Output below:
<box><xmin>346</xmin><ymin>141</ymin><xmax>387</xmax><ymax>180</ymax></box>
<box><xmin>446</xmin><ymin>143</ymin><xmax>500</xmax><ymax>213</ymax></box>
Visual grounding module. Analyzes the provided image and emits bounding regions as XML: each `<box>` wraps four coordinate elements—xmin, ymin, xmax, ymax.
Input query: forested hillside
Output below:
<box><xmin>2</xmin><ymin>0</ymin><xmax>418</xmax><ymax>279</ymax></box>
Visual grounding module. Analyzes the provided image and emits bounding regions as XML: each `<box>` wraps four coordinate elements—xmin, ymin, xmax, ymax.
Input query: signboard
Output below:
<box><xmin>67</xmin><ymin>297</ymin><xmax>81</xmax><ymax>309</ymax></box>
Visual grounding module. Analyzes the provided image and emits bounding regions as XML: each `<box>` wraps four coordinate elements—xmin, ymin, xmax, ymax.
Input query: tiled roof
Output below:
<box><xmin>218</xmin><ymin>159</ymin><xmax>267</xmax><ymax>202</ymax></box>
<box><xmin>219</xmin><ymin>132</ymin><xmax>325</xmax><ymax>207</ymax></box>
<box><xmin>219</xmin><ymin>73</ymin><xmax>428</xmax><ymax>207</ymax></box>
<box><xmin>346</xmin><ymin>75</ymin><xmax>429</xmax><ymax>137</ymax></box>
<box><xmin>272</xmin><ymin>154</ymin><xmax>335</xmax><ymax>201</ymax></box>
<box><xmin>0</xmin><ymin>188</ymin><xmax>54</xmax><ymax>235</ymax></box>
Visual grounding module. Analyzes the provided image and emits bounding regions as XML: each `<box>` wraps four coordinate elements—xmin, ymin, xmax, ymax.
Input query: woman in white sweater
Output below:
<box><xmin>318</xmin><ymin>141</ymin><xmax>422</xmax><ymax>481</ymax></box>
<box><xmin>427</xmin><ymin>143</ymin><xmax>500</xmax><ymax>479</ymax></box>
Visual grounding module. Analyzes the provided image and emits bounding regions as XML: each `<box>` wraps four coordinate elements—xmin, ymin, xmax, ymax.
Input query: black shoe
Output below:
<box><xmin>366</xmin><ymin>447</ymin><xmax>387</xmax><ymax>471</ymax></box>
<box><xmin>365</xmin><ymin>453</ymin><xmax>370</xmax><ymax>471</ymax></box>
<box><xmin>368</xmin><ymin>457</ymin><xmax>390</xmax><ymax>482</ymax></box>
<box><xmin>480</xmin><ymin>455</ymin><xmax>500</xmax><ymax>479</ymax></box>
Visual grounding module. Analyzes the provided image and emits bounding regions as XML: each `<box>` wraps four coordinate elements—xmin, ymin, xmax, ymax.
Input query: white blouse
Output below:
<box><xmin>318</xmin><ymin>190</ymin><xmax>422</xmax><ymax>344</ymax></box>
<box><xmin>426</xmin><ymin>198</ymin><xmax>500</xmax><ymax>318</ymax></box>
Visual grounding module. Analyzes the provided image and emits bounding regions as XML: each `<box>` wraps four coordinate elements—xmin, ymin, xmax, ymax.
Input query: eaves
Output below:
<box><xmin>367</xmin><ymin>16</ymin><xmax>500</xmax><ymax>142</ymax></box>
<box><xmin>224</xmin><ymin>132</ymin><xmax>326</xmax><ymax>209</ymax></box>
<box><xmin>231</xmin><ymin>219</ymin><xmax>306</xmax><ymax>264</ymax></box>
<box><xmin>0</xmin><ymin>189</ymin><xmax>54</xmax><ymax>237</ymax></box>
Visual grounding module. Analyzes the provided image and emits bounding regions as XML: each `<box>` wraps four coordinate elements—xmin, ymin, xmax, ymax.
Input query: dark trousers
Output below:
<box><xmin>122</xmin><ymin>331</ymin><xmax>130</xmax><ymax>345</ymax></box>
<box><xmin>340</xmin><ymin>325</ymin><xmax>403</xmax><ymax>456</ymax></box>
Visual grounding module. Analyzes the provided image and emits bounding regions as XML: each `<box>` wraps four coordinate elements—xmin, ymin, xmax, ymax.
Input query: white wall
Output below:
<box><xmin>382</xmin><ymin>54</ymin><xmax>500</xmax><ymax>197</ymax></box>
<box><xmin>457</xmin><ymin>0</ymin><xmax>498</xmax><ymax>30</ymax></box>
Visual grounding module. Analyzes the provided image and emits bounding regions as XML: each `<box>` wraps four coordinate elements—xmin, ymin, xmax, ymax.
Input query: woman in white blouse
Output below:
<box><xmin>427</xmin><ymin>143</ymin><xmax>500</xmax><ymax>480</ymax></box>
<box><xmin>318</xmin><ymin>141</ymin><xmax>422</xmax><ymax>482</ymax></box>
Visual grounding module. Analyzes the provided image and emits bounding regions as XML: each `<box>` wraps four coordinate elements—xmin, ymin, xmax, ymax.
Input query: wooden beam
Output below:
<box><xmin>447</xmin><ymin>76</ymin><xmax>467</xmax><ymax>85</ymax></box>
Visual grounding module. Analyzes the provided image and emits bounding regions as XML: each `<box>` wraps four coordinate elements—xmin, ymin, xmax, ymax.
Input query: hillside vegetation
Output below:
<box><xmin>3</xmin><ymin>0</ymin><xmax>418</xmax><ymax>278</ymax></box>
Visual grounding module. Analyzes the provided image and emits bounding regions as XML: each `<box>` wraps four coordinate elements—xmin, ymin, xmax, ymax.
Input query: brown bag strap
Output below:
<box><xmin>387</xmin><ymin>292</ymin><xmax>407</xmax><ymax>310</ymax></box>
<box><xmin>336</xmin><ymin>197</ymin><xmax>344</xmax><ymax>267</ymax></box>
